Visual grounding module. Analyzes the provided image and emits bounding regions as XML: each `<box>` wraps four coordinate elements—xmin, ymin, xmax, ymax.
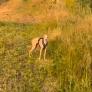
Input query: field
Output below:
<box><xmin>0</xmin><ymin>0</ymin><xmax>92</xmax><ymax>92</ymax></box>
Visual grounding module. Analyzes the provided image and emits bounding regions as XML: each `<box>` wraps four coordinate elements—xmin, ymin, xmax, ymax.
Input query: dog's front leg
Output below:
<box><xmin>44</xmin><ymin>48</ymin><xmax>47</xmax><ymax>60</ymax></box>
<box><xmin>39</xmin><ymin>48</ymin><xmax>43</xmax><ymax>60</ymax></box>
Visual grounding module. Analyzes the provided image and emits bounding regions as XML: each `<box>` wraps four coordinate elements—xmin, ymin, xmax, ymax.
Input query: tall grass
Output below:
<box><xmin>0</xmin><ymin>16</ymin><xmax>92</xmax><ymax>92</ymax></box>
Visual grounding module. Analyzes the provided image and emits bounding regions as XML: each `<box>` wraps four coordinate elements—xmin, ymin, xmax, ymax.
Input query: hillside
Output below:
<box><xmin>0</xmin><ymin>0</ymin><xmax>68</xmax><ymax>23</ymax></box>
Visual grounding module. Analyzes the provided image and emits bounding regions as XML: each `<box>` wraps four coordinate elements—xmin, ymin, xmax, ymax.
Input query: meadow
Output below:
<box><xmin>0</xmin><ymin>0</ymin><xmax>92</xmax><ymax>92</ymax></box>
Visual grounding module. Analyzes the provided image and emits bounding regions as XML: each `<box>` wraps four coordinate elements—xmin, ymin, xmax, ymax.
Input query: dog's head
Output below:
<box><xmin>43</xmin><ymin>34</ymin><xmax>48</xmax><ymax>39</ymax></box>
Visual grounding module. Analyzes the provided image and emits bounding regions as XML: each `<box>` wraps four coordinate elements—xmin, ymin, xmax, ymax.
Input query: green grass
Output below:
<box><xmin>0</xmin><ymin>16</ymin><xmax>92</xmax><ymax>92</ymax></box>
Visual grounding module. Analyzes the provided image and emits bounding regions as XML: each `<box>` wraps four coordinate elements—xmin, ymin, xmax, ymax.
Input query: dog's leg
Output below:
<box><xmin>39</xmin><ymin>48</ymin><xmax>43</xmax><ymax>60</ymax></box>
<box><xmin>44</xmin><ymin>48</ymin><xmax>47</xmax><ymax>60</ymax></box>
<box><xmin>29</xmin><ymin>46</ymin><xmax>36</xmax><ymax>57</ymax></box>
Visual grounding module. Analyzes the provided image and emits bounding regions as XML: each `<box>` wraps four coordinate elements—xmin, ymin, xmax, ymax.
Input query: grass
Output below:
<box><xmin>0</xmin><ymin>0</ymin><xmax>9</xmax><ymax>4</ymax></box>
<box><xmin>0</xmin><ymin>16</ymin><xmax>92</xmax><ymax>92</ymax></box>
<box><xmin>0</xmin><ymin>0</ymin><xmax>92</xmax><ymax>92</ymax></box>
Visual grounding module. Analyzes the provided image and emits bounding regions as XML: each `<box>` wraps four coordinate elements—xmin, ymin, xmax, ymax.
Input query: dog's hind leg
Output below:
<box><xmin>29</xmin><ymin>46</ymin><xmax>36</xmax><ymax>57</ymax></box>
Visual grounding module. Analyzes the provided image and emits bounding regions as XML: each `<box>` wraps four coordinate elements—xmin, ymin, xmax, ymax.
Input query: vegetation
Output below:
<box><xmin>0</xmin><ymin>0</ymin><xmax>9</xmax><ymax>4</ymax></box>
<box><xmin>0</xmin><ymin>0</ymin><xmax>92</xmax><ymax>92</ymax></box>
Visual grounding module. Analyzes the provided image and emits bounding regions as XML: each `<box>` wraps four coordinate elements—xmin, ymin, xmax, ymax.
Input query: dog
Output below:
<box><xmin>29</xmin><ymin>34</ymin><xmax>48</xmax><ymax>60</ymax></box>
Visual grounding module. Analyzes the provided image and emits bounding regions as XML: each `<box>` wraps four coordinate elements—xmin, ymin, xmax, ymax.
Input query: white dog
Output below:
<box><xmin>29</xmin><ymin>34</ymin><xmax>48</xmax><ymax>60</ymax></box>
